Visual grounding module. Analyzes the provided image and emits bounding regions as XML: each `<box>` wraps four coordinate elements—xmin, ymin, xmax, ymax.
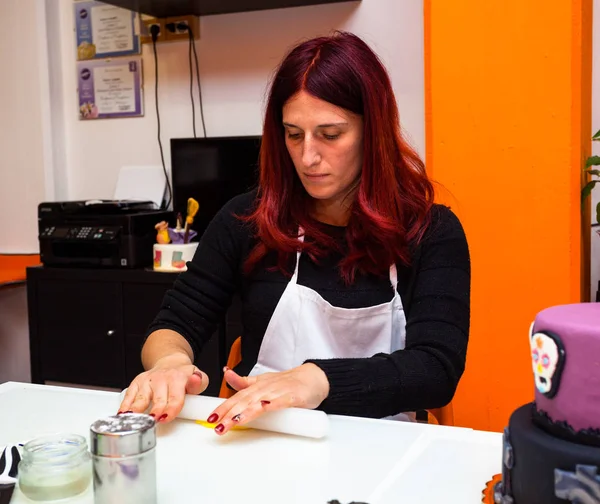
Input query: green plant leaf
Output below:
<box><xmin>585</xmin><ymin>156</ymin><xmax>600</xmax><ymax>167</ymax></box>
<box><xmin>597</xmin><ymin>201</ymin><xmax>600</xmax><ymax>224</ymax></box>
<box><xmin>582</xmin><ymin>180</ymin><xmax>598</xmax><ymax>203</ymax></box>
<box><xmin>585</xmin><ymin>169</ymin><xmax>600</xmax><ymax>177</ymax></box>
<box><xmin>593</xmin><ymin>129</ymin><xmax>600</xmax><ymax>141</ymax></box>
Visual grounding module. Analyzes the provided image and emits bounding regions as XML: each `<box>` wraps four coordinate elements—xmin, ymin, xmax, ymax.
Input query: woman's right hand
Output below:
<box><xmin>117</xmin><ymin>352</ymin><xmax>209</xmax><ymax>423</ymax></box>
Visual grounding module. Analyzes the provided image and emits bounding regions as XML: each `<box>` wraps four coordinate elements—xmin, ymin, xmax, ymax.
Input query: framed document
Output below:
<box><xmin>77</xmin><ymin>58</ymin><xmax>144</xmax><ymax>119</ymax></box>
<box><xmin>74</xmin><ymin>1</ymin><xmax>140</xmax><ymax>60</ymax></box>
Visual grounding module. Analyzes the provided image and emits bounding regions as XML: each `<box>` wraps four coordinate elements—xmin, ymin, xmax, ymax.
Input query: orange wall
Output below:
<box><xmin>424</xmin><ymin>0</ymin><xmax>593</xmax><ymax>432</ymax></box>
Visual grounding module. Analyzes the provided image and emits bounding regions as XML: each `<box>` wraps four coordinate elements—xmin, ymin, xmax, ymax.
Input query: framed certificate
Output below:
<box><xmin>74</xmin><ymin>1</ymin><xmax>140</xmax><ymax>60</ymax></box>
<box><xmin>77</xmin><ymin>58</ymin><xmax>144</xmax><ymax>119</ymax></box>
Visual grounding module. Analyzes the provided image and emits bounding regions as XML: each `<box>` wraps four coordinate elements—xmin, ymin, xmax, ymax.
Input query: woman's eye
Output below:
<box><xmin>286</xmin><ymin>132</ymin><xmax>301</xmax><ymax>140</ymax></box>
<box><xmin>323</xmin><ymin>133</ymin><xmax>340</xmax><ymax>140</ymax></box>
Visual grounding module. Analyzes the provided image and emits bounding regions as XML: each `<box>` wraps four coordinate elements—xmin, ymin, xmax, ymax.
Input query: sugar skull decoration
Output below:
<box><xmin>529</xmin><ymin>322</ymin><xmax>566</xmax><ymax>398</ymax></box>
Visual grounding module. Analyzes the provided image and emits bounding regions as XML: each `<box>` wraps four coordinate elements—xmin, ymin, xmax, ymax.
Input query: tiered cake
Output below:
<box><xmin>494</xmin><ymin>303</ymin><xmax>600</xmax><ymax>504</ymax></box>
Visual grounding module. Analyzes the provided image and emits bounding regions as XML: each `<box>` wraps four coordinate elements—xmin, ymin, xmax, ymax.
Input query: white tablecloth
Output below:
<box><xmin>0</xmin><ymin>382</ymin><xmax>502</xmax><ymax>503</ymax></box>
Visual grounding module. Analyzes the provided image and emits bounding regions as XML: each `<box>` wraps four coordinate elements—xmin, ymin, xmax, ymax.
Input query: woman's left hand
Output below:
<box><xmin>206</xmin><ymin>363</ymin><xmax>330</xmax><ymax>435</ymax></box>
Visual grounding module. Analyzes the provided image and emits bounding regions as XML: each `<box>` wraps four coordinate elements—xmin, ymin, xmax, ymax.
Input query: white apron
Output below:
<box><xmin>249</xmin><ymin>232</ymin><xmax>415</xmax><ymax>422</ymax></box>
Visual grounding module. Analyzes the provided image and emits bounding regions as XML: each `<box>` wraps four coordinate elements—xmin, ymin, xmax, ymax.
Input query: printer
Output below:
<box><xmin>38</xmin><ymin>200</ymin><xmax>173</xmax><ymax>268</ymax></box>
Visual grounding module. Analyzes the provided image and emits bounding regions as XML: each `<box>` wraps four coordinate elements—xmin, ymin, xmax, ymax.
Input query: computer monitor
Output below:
<box><xmin>170</xmin><ymin>136</ymin><xmax>262</xmax><ymax>239</ymax></box>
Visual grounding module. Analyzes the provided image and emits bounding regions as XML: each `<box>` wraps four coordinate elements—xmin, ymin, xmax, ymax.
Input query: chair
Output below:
<box><xmin>426</xmin><ymin>403</ymin><xmax>454</xmax><ymax>426</ymax></box>
<box><xmin>218</xmin><ymin>336</ymin><xmax>454</xmax><ymax>426</ymax></box>
<box><xmin>219</xmin><ymin>337</ymin><xmax>242</xmax><ymax>399</ymax></box>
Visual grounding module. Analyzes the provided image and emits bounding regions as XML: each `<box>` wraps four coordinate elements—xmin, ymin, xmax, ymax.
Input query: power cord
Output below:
<box><xmin>166</xmin><ymin>22</ymin><xmax>207</xmax><ymax>137</ymax></box>
<box><xmin>185</xmin><ymin>24</ymin><xmax>207</xmax><ymax>138</ymax></box>
<box><xmin>164</xmin><ymin>23</ymin><xmax>197</xmax><ymax>137</ymax></box>
<box><xmin>187</xmin><ymin>27</ymin><xmax>197</xmax><ymax>138</ymax></box>
<box><xmin>150</xmin><ymin>24</ymin><xmax>172</xmax><ymax>210</ymax></box>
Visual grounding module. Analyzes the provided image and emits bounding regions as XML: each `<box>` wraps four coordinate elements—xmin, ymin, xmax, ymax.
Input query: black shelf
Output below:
<box><xmin>100</xmin><ymin>0</ymin><xmax>358</xmax><ymax>17</ymax></box>
<box><xmin>25</xmin><ymin>266</ymin><xmax>242</xmax><ymax>397</ymax></box>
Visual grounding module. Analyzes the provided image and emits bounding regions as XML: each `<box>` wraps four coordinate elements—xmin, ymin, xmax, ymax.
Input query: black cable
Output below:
<box><xmin>181</xmin><ymin>24</ymin><xmax>206</xmax><ymax>137</ymax></box>
<box><xmin>151</xmin><ymin>26</ymin><xmax>172</xmax><ymax>210</ymax></box>
<box><xmin>165</xmin><ymin>22</ymin><xmax>196</xmax><ymax>137</ymax></box>
<box><xmin>187</xmin><ymin>30</ymin><xmax>197</xmax><ymax>138</ymax></box>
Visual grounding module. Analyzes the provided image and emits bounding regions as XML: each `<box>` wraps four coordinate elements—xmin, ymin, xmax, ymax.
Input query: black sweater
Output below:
<box><xmin>147</xmin><ymin>191</ymin><xmax>471</xmax><ymax>419</ymax></box>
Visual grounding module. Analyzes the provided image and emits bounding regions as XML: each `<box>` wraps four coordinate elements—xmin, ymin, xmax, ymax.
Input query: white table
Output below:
<box><xmin>0</xmin><ymin>382</ymin><xmax>502</xmax><ymax>503</ymax></box>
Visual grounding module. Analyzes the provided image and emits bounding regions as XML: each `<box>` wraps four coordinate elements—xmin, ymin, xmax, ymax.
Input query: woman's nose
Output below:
<box><xmin>301</xmin><ymin>138</ymin><xmax>321</xmax><ymax>167</ymax></box>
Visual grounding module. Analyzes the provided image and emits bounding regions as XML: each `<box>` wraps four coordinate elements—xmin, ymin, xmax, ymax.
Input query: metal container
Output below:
<box><xmin>90</xmin><ymin>413</ymin><xmax>157</xmax><ymax>504</ymax></box>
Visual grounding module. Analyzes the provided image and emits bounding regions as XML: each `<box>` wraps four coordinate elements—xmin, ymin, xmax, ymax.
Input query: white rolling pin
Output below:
<box><xmin>118</xmin><ymin>390</ymin><xmax>329</xmax><ymax>439</ymax></box>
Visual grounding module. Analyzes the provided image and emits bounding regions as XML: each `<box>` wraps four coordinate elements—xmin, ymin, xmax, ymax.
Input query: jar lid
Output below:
<box><xmin>90</xmin><ymin>413</ymin><xmax>156</xmax><ymax>457</ymax></box>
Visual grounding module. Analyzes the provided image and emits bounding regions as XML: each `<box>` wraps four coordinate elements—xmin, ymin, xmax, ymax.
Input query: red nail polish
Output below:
<box><xmin>261</xmin><ymin>400</ymin><xmax>271</xmax><ymax>406</ymax></box>
<box><xmin>149</xmin><ymin>413</ymin><xmax>156</xmax><ymax>418</ymax></box>
<box><xmin>117</xmin><ymin>411</ymin><xmax>123</xmax><ymax>415</ymax></box>
<box><xmin>232</xmin><ymin>414</ymin><xmax>241</xmax><ymax>422</ymax></box>
<box><xmin>207</xmin><ymin>413</ymin><xmax>218</xmax><ymax>423</ymax></box>
<box><xmin>223</xmin><ymin>366</ymin><xmax>230</xmax><ymax>372</ymax></box>
<box><xmin>215</xmin><ymin>424</ymin><xmax>224</xmax><ymax>434</ymax></box>
<box><xmin>125</xmin><ymin>410</ymin><xmax>133</xmax><ymax>414</ymax></box>
<box><xmin>158</xmin><ymin>414</ymin><xmax>168</xmax><ymax>421</ymax></box>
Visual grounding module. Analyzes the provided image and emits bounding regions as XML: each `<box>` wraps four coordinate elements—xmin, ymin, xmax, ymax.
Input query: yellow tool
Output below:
<box><xmin>154</xmin><ymin>221</ymin><xmax>170</xmax><ymax>244</ymax></box>
<box><xmin>183</xmin><ymin>198</ymin><xmax>199</xmax><ymax>243</ymax></box>
<box><xmin>195</xmin><ymin>420</ymin><xmax>249</xmax><ymax>431</ymax></box>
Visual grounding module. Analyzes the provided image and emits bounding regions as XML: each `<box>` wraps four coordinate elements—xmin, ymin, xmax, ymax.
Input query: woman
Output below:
<box><xmin>119</xmin><ymin>31</ymin><xmax>470</xmax><ymax>435</ymax></box>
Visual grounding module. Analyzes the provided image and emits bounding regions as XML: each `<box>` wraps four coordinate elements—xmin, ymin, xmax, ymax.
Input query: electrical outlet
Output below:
<box><xmin>164</xmin><ymin>15</ymin><xmax>200</xmax><ymax>42</ymax></box>
<box><xmin>140</xmin><ymin>18</ymin><xmax>166</xmax><ymax>44</ymax></box>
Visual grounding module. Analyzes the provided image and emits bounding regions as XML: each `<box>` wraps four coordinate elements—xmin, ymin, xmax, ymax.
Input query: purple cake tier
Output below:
<box><xmin>531</xmin><ymin>303</ymin><xmax>600</xmax><ymax>433</ymax></box>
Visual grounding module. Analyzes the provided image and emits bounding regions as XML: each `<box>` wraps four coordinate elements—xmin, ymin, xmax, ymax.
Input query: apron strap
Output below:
<box><xmin>291</xmin><ymin>228</ymin><xmax>305</xmax><ymax>284</ymax></box>
<box><xmin>389</xmin><ymin>263</ymin><xmax>398</xmax><ymax>291</ymax></box>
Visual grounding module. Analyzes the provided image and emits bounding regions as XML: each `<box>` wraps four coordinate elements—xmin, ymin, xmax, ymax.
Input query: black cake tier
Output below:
<box><xmin>497</xmin><ymin>403</ymin><xmax>600</xmax><ymax>504</ymax></box>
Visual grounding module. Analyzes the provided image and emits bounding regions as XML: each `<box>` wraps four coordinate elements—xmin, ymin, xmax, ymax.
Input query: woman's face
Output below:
<box><xmin>283</xmin><ymin>91</ymin><xmax>363</xmax><ymax>213</ymax></box>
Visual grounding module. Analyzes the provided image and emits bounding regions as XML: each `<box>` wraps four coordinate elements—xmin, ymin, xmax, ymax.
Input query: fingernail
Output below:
<box><xmin>232</xmin><ymin>414</ymin><xmax>241</xmax><ymax>422</ymax></box>
<box><xmin>149</xmin><ymin>413</ymin><xmax>156</xmax><ymax>418</ymax></box>
<box><xmin>125</xmin><ymin>410</ymin><xmax>133</xmax><ymax>414</ymax></box>
<box><xmin>193</xmin><ymin>369</ymin><xmax>203</xmax><ymax>378</ymax></box>
<box><xmin>158</xmin><ymin>414</ymin><xmax>168</xmax><ymax>422</ymax></box>
<box><xmin>223</xmin><ymin>366</ymin><xmax>230</xmax><ymax>372</ymax></box>
<box><xmin>261</xmin><ymin>400</ymin><xmax>271</xmax><ymax>406</ymax></box>
<box><xmin>215</xmin><ymin>424</ymin><xmax>225</xmax><ymax>434</ymax></box>
<box><xmin>117</xmin><ymin>411</ymin><xmax>123</xmax><ymax>415</ymax></box>
<box><xmin>207</xmin><ymin>413</ymin><xmax>219</xmax><ymax>423</ymax></box>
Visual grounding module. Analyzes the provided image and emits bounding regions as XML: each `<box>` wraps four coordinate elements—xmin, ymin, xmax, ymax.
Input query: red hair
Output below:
<box><xmin>242</xmin><ymin>31</ymin><xmax>434</xmax><ymax>283</ymax></box>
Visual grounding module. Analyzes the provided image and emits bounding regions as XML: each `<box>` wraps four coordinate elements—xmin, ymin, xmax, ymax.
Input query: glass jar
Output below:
<box><xmin>18</xmin><ymin>433</ymin><xmax>92</xmax><ymax>501</ymax></box>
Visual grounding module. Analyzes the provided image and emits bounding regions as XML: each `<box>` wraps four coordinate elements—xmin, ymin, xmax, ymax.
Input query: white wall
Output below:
<box><xmin>46</xmin><ymin>0</ymin><xmax>425</xmax><ymax>201</ymax></box>
<box><xmin>0</xmin><ymin>1</ymin><xmax>54</xmax><ymax>253</ymax></box>
<box><xmin>592</xmin><ymin>0</ymin><xmax>600</xmax><ymax>301</ymax></box>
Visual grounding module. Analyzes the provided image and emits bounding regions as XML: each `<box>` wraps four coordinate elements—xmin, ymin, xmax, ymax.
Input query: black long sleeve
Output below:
<box><xmin>146</xmin><ymin>192</ymin><xmax>470</xmax><ymax>418</ymax></box>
